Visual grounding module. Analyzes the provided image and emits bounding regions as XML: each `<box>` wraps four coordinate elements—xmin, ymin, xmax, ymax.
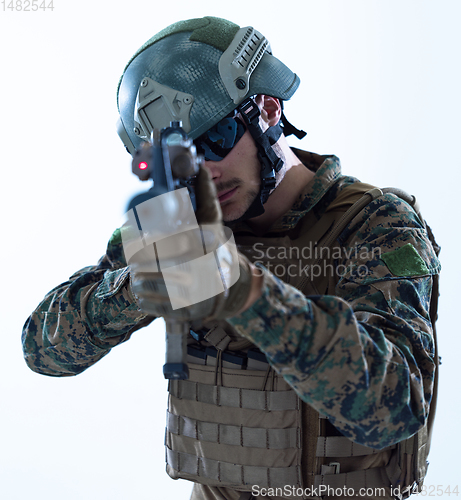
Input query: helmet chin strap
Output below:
<box><xmin>229</xmin><ymin>97</ymin><xmax>307</xmax><ymax>224</ymax></box>
<box><xmin>231</xmin><ymin>97</ymin><xmax>285</xmax><ymax>223</ymax></box>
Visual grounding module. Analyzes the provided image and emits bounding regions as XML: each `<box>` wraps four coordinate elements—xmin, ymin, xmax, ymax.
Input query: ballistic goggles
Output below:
<box><xmin>194</xmin><ymin>111</ymin><xmax>246</xmax><ymax>162</ymax></box>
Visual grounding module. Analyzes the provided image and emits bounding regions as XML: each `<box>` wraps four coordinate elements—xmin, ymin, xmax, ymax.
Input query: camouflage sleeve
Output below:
<box><xmin>227</xmin><ymin>194</ymin><xmax>440</xmax><ymax>449</ymax></box>
<box><xmin>22</xmin><ymin>228</ymin><xmax>153</xmax><ymax>377</ymax></box>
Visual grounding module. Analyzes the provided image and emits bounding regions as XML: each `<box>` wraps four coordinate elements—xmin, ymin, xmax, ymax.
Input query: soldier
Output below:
<box><xmin>22</xmin><ymin>16</ymin><xmax>440</xmax><ymax>500</ymax></box>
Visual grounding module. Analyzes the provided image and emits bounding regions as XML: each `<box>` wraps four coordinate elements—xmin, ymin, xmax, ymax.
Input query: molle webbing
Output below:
<box><xmin>167</xmin><ymin>410</ymin><xmax>300</xmax><ymax>449</ymax></box>
<box><xmin>166</xmin><ymin>375</ymin><xmax>396</xmax><ymax>492</ymax></box>
<box><xmin>168</xmin><ymin>409</ymin><xmax>391</xmax><ymax>459</ymax></box>
<box><xmin>167</xmin><ymin>448</ymin><xmax>396</xmax><ymax>492</ymax></box>
<box><xmin>169</xmin><ymin>379</ymin><xmax>299</xmax><ymax>411</ymax></box>
<box><xmin>166</xmin><ymin>448</ymin><xmax>302</xmax><ymax>489</ymax></box>
<box><xmin>166</xmin><ymin>365</ymin><xmax>304</xmax><ymax>490</ymax></box>
<box><xmin>316</xmin><ymin>436</ymin><xmax>395</xmax><ymax>458</ymax></box>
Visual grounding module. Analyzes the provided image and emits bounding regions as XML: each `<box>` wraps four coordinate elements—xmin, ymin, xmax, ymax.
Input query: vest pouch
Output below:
<box><xmin>165</xmin><ymin>362</ymin><xmax>304</xmax><ymax>492</ymax></box>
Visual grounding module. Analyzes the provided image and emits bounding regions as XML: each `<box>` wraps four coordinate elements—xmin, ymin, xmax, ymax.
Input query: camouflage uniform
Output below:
<box><xmin>22</xmin><ymin>150</ymin><xmax>440</xmax><ymax>499</ymax></box>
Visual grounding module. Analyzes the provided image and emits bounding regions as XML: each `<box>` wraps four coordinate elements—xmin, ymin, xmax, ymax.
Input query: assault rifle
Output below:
<box><xmin>127</xmin><ymin>121</ymin><xmax>202</xmax><ymax>380</ymax></box>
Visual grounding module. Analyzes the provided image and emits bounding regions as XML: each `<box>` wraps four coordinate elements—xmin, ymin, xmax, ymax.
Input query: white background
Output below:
<box><xmin>1</xmin><ymin>0</ymin><xmax>460</xmax><ymax>498</ymax></box>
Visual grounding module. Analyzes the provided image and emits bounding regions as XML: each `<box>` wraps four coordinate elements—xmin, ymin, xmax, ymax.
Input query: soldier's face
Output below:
<box><xmin>204</xmin><ymin>130</ymin><xmax>261</xmax><ymax>222</ymax></box>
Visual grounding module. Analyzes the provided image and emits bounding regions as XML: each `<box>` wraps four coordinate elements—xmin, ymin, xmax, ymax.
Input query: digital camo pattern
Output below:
<box><xmin>22</xmin><ymin>150</ymin><xmax>440</xmax><ymax>453</ymax></box>
<box><xmin>21</xmin><ymin>230</ymin><xmax>151</xmax><ymax>376</ymax></box>
<box><xmin>228</xmin><ymin>151</ymin><xmax>440</xmax><ymax>449</ymax></box>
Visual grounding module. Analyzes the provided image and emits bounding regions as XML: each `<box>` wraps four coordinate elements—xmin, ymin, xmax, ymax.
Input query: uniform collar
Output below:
<box><xmin>229</xmin><ymin>149</ymin><xmax>342</xmax><ymax>234</ymax></box>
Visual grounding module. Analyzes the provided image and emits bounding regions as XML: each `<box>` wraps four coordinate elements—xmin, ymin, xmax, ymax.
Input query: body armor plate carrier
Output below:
<box><xmin>164</xmin><ymin>182</ymin><xmax>440</xmax><ymax>499</ymax></box>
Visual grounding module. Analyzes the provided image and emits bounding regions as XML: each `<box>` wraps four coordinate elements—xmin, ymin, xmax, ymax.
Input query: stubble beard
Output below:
<box><xmin>216</xmin><ymin>178</ymin><xmax>259</xmax><ymax>222</ymax></box>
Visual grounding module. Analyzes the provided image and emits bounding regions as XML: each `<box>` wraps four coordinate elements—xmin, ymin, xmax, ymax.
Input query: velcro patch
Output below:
<box><xmin>380</xmin><ymin>243</ymin><xmax>429</xmax><ymax>277</ymax></box>
<box><xmin>109</xmin><ymin>227</ymin><xmax>122</xmax><ymax>247</ymax></box>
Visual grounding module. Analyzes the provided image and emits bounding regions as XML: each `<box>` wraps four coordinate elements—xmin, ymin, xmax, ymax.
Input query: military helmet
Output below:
<box><xmin>117</xmin><ymin>16</ymin><xmax>301</xmax><ymax>155</ymax></box>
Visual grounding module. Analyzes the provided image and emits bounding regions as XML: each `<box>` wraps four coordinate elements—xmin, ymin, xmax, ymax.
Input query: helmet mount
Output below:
<box><xmin>134</xmin><ymin>77</ymin><xmax>195</xmax><ymax>140</ymax></box>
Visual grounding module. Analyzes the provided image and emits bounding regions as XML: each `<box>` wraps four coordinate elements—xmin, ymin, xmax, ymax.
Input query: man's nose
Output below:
<box><xmin>203</xmin><ymin>160</ymin><xmax>222</xmax><ymax>182</ymax></box>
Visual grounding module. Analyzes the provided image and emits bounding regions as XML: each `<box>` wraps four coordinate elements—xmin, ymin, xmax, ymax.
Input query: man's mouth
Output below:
<box><xmin>217</xmin><ymin>186</ymin><xmax>238</xmax><ymax>203</ymax></box>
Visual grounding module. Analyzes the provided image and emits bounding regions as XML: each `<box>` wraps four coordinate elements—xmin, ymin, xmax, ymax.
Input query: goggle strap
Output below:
<box><xmin>281</xmin><ymin>112</ymin><xmax>307</xmax><ymax>140</ymax></box>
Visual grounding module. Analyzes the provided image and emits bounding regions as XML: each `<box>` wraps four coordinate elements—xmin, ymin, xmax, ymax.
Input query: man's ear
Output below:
<box><xmin>255</xmin><ymin>94</ymin><xmax>282</xmax><ymax>127</ymax></box>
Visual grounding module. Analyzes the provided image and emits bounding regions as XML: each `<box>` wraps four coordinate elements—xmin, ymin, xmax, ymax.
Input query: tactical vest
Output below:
<box><xmin>164</xmin><ymin>182</ymin><xmax>440</xmax><ymax>499</ymax></box>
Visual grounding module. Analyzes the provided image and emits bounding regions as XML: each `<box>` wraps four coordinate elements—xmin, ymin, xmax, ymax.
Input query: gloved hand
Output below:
<box><xmin>127</xmin><ymin>165</ymin><xmax>253</xmax><ymax>322</ymax></box>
